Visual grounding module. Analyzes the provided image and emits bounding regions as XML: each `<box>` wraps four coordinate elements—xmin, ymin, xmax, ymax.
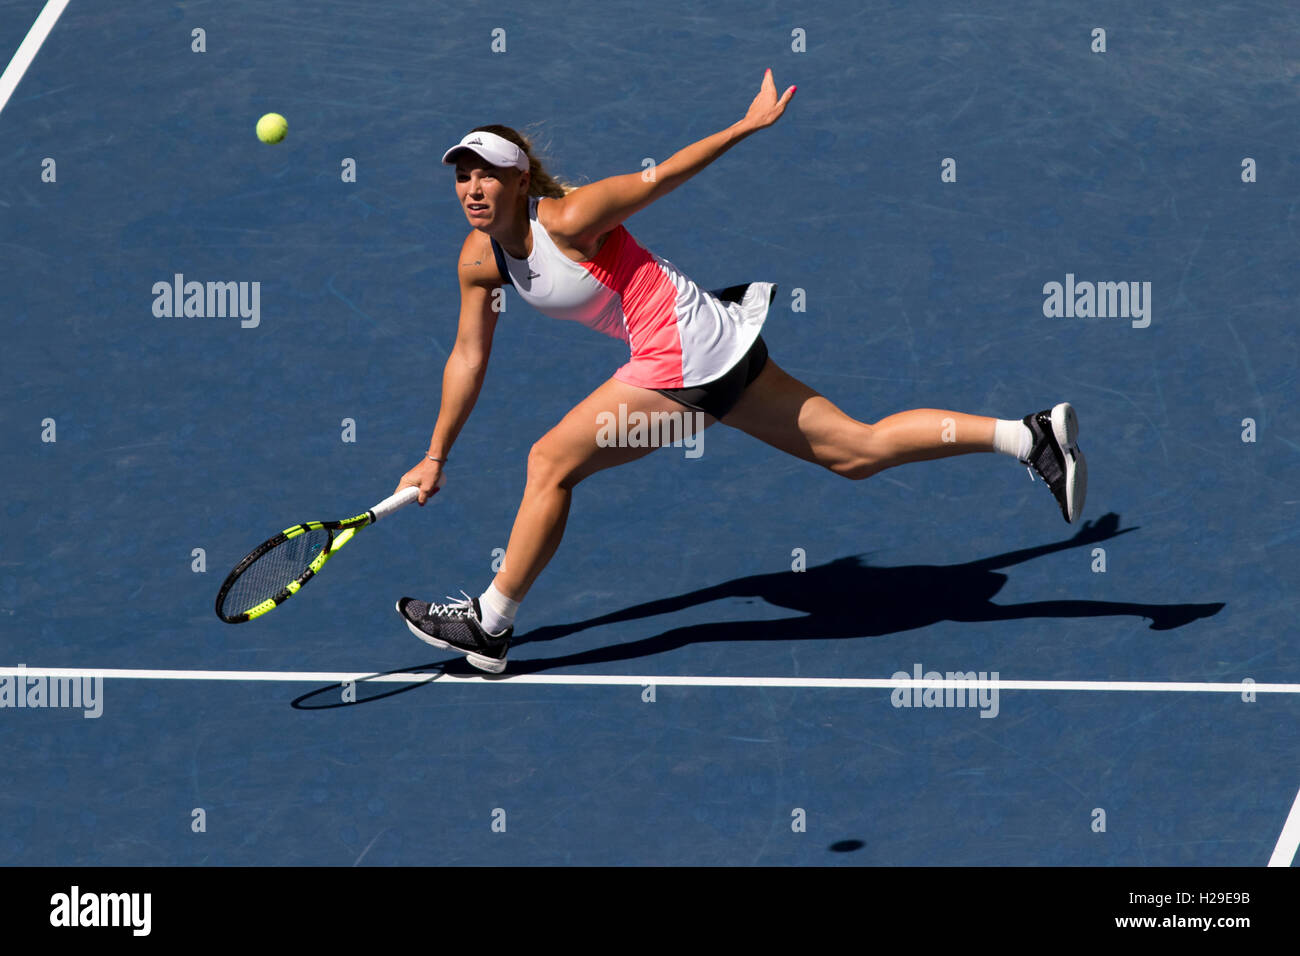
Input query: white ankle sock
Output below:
<box><xmin>478</xmin><ymin>583</ymin><xmax>520</xmax><ymax>635</ymax></box>
<box><xmin>993</xmin><ymin>419</ymin><xmax>1033</xmax><ymax>461</ymax></box>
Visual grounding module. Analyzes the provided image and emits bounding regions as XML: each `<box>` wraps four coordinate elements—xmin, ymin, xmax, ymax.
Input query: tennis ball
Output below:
<box><xmin>256</xmin><ymin>112</ymin><xmax>288</xmax><ymax>144</ymax></box>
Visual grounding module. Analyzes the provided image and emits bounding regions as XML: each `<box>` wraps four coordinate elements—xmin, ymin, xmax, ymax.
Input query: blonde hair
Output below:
<box><xmin>470</xmin><ymin>124</ymin><xmax>581</xmax><ymax>197</ymax></box>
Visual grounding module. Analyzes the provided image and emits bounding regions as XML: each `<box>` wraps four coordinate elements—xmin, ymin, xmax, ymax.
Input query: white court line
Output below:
<box><xmin>8</xmin><ymin>664</ymin><xmax>1293</xmax><ymax>864</ymax></box>
<box><xmin>0</xmin><ymin>0</ymin><xmax>70</xmax><ymax>116</ymax></box>
<box><xmin>1268</xmin><ymin>786</ymin><xmax>1300</xmax><ymax>867</ymax></box>
<box><xmin>1</xmin><ymin>665</ymin><xmax>1298</xmax><ymax>693</ymax></box>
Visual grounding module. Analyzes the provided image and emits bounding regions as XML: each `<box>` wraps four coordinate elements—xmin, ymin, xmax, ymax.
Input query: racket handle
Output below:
<box><xmin>372</xmin><ymin>474</ymin><xmax>445</xmax><ymax>520</ymax></box>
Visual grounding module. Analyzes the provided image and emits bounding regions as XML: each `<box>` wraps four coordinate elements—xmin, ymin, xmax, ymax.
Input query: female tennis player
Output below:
<box><xmin>393</xmin><ymin>69</ymin><xmax>1085</xmax><ymax>673</ymax></box>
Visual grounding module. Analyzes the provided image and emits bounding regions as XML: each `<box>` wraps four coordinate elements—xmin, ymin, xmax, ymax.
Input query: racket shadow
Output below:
<box><xmin>290</xmin><ymin>663</ymin><xmax>448</xmax><ymax>710</ymax></box>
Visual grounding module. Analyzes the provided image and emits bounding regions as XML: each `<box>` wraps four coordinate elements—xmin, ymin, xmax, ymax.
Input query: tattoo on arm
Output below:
<box><xmin>461</xmin><ymin>258</ymin><xmax>483</xmax><ymax>266</ymax></box>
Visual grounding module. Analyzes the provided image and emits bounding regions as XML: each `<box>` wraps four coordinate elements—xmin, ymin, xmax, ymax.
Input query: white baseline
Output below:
<box><xmin>7</xmin><ymin>665</ymin><xmax>1294</xmax><ymax>865</ymax></box>
<box><xmin>0</xmin><ymin>666</ymin><xmax>1298</xmax><ymax>693</ymax></box>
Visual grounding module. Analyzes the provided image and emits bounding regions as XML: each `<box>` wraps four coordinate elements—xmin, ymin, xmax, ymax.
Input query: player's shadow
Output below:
<box><xmin>483</xmin><ymin>512</ymin><xmax>1225</xmax><ymax>675</ymax></box>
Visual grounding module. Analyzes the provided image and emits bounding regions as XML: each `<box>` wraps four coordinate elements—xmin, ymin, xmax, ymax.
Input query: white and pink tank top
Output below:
<box><xmin>491</xmin><ymin>195</ymin><xmax>774</xmax><ymax>389</ymax></box>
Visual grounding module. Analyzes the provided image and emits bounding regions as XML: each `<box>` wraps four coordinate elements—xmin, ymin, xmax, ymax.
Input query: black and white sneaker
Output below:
<box><xmin>1022</xmin><ymin>402</ymin><xmax>1087</xmax><ymax>523</ymax></box>
<box><xmin>396</xmin><ymin>592</ymin><xmax>511</xmax><ymax>674</ymax></box>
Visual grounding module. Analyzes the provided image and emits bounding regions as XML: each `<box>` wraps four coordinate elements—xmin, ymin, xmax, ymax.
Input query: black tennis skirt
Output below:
<box><xmin>653</xmin><ymin>333</ymin><xmax>769</xmax><ymax>420</ymax></box>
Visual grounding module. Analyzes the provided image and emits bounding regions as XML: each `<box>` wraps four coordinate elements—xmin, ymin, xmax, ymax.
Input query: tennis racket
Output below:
<box><xmin>215</xmin><ymin>476</ymin><xmax>444</xmax><ymax>624</ymax></box>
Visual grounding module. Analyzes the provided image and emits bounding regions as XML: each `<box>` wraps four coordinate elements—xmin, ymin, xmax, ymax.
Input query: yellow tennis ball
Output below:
<box><xmin>256</xmin><ymin>112</ymin><xmax>288</xmax><ymax>144</ymax></box>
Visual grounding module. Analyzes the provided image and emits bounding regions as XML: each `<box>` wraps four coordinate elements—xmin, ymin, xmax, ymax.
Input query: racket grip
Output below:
<box><xmin>372</xmin><ymin>474</ymin><xmax>445</xmax><ymax>520</ymax></box>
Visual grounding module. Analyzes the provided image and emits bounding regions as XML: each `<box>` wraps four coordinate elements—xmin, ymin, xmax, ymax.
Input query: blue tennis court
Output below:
<box><xmin>1</xmin><ymin>0</ymin><xmax>1297</xmax><ymax>867</ymax></box>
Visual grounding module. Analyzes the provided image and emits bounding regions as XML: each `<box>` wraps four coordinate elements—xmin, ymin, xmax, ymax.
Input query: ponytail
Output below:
<box><xmin>470</xmin><ymin>124</ymin><xmax>580</xmax><ymax>197</ymax></box>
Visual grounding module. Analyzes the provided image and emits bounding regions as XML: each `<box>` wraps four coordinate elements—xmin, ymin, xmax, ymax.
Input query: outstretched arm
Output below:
<box><xmin>549</xmin><ymin>69</ymin><xmax>796</xmax><ymax>242</ymax></box>
<box><xmin>394</xmin><ymin>231</ymin><xmax>502</xmax><ymax>504</ymax></box>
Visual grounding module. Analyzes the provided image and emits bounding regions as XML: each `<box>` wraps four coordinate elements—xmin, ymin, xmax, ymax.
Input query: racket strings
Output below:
<box><xmin>222</xmin><ymin>527</ymin><xmax>332</xmax><ymax>616</ymax></box>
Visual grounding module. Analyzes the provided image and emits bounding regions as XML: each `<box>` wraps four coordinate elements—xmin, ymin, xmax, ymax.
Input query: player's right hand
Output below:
<box><xmin>396</xmin><ymin>458</ymin><xmax>444</xmax><ymax>506</ymax></box>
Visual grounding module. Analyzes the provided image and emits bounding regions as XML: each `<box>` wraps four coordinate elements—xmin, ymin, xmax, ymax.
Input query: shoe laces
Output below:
<box><xmin>428</xmin><ymin>590</ymin><xmax>477</xmax><ymax>619</ymax></box>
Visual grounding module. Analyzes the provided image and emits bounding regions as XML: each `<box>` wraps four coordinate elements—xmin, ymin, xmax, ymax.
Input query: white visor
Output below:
<box><xmin>441</xmin><ymin>130</ymin><xmax>529</xmax><ymax>171</ymax></box>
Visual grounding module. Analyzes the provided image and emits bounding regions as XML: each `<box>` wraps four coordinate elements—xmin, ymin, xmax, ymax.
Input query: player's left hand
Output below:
<box><xmin>741</xmin><ymin>69</ymin><xmax>796</xmax><ymax>131</ymax></box>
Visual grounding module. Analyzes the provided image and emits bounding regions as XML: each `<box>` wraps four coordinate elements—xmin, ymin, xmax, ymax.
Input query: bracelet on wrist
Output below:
<box><xmin>427</xmin><ymin>455</ymin><xmax>447</xmax><ymax>464</ymax></box>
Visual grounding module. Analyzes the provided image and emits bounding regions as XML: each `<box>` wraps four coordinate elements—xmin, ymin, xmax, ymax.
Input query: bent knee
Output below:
<box><xmin>829</xmin><ymin>458</ymin><xmax>882</xmax><ymax>481</ymax></box>
<box><xmin>526</xmin><ymin>438</ymin><xmax>584</xmax><ymax>490</ymax></box>
<box><xmin>823</xmin><ymin>424</ymin><xmax>886</xmax><ymax>480</ymax></box>
<box><xmin>526</xmin><ymin>439</ymin><xmax>565</xmax><ymax>486</ymax></box>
